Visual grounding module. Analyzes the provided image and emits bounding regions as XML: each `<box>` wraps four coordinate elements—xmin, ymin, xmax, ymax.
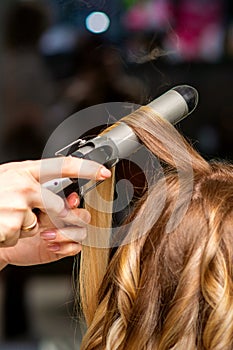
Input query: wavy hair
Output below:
<box><xmin>78</xmin><ymin>106</ymin><xmax>233</xmax><ymax>349</ymax></box>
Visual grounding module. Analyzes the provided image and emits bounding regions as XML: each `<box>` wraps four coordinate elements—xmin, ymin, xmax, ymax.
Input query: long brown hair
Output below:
<box><xmin>79</xmin><ymin>106</ymin><xmax>233</xmax><ymax>349</ymax></box>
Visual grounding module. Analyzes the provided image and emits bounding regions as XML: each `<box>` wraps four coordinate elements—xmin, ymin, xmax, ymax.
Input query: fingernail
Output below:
<box><xmin>99</xmin><ymin>167</ymin><xmax>111</xmax><ymax>179</ymax></box>
<box><xmin>40</xmin><ymin>231</ymin><xmax>56</xmax><ymax>240</ymax></box>
<box><xmin>47</xmin><ymin>243</ymin><xmax>60</xmax><ymax>251</ymax></box>
<box><xmin>67</xmin><ymin>193</ymin><xmax>79</xmax><ymax>208</ymax></box>
<box><xmin>70</xmin><ymin>197</ymin><xmax>79</xmax><ymax>208</ymax></box>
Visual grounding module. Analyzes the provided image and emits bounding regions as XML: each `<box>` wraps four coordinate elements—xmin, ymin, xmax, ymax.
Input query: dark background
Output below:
<box><xmin>0</xmin><ymin>0</ymin><xmax>232</xmax><ymax>349</ymax></box>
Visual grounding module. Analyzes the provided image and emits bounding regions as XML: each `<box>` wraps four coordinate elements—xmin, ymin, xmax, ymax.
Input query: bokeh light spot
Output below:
<box><xmin>85</xmin><ymin>11</ymin><xmax>110</xmax><ymax>34</ymax></box>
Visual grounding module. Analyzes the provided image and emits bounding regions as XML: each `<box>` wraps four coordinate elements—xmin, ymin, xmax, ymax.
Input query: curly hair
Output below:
<box><xmin>78</xmin><ymin>106</ymin><xmax>233</xmax><ymax>349</ymax></box>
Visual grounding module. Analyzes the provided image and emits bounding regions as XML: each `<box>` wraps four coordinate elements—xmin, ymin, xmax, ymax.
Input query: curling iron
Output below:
<box><xmin>43</xmin><ymin>85</ymin><xmax>198</xmax><ymax>196</ymax></box>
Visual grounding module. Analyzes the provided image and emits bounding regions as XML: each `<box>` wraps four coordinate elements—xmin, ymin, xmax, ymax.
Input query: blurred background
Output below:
<box><xmin>0</xmin><ymin>0</ymin><xmax>232</xmax><ymax>349</ymax></box>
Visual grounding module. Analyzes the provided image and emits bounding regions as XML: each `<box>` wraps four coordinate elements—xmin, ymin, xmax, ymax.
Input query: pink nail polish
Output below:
<box><xmin>47</xmin><ymin>243</ymin><xmax>60</xmax><ymax>251</ymax></box>
<box><xmin>41</xmin><ymin>231</ymin><xmax>56</xmax><ymax>240</ymax></box>
<box><xmin>67</xmin><ymin>194</ymin><xmax>79</xmax><ymax>208</ymax></box>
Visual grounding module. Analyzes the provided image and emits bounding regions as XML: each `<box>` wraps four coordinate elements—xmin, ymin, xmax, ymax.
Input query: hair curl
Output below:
<box><xmin>78</xmin><ymin>106</ymin><xmax>233</xmax><ymax>350</ymax></box>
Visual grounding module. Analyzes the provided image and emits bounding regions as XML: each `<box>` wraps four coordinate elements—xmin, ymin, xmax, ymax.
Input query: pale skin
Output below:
<box><xmin>0</xmin><ymin>157</ymin><xmax>111</xmax><ymax>270</ymax></box>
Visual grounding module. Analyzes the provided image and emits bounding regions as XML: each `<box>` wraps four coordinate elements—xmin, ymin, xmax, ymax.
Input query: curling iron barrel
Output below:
<box><xmin>43</xmin><ymin>85</ymin><xmax>198</xmax><ymax>195</ymax></box>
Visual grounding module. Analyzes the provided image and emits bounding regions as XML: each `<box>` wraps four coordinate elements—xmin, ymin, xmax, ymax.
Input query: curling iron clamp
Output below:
<box><xmin>43</xmin><ymin>85</ymin><xmax>198</xmax><ymax>197</ymax></box>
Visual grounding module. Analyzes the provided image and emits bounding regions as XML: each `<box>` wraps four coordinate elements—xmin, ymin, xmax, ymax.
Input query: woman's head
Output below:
<box><xmin>79</xmin><ymin>106</ymin><xmax>233</xmax><ymax>349</ymax></box>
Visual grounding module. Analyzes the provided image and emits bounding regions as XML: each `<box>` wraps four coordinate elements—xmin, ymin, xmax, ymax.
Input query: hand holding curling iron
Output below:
<box><xmin>0</xmin><ymin>157</ymin><xmax>111</xmax><ymax>269</ymax></box>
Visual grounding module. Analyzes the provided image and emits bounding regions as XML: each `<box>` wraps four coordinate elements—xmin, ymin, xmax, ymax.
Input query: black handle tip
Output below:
<box><xmin>173</xmin><ymin>85</ymin><xmax>198</xmax><ymax>114</ymax></box>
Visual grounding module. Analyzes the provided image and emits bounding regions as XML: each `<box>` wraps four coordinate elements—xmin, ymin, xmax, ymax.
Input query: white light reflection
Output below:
<box><xmin>85</xmin><ymin>11</ymin><xmax>110</xmax><ymax>34</ymax></box>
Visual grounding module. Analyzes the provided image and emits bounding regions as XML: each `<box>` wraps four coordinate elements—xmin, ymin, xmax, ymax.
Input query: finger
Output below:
<box><xmin>66</xmin><ymin>192</ymin><xmax>80</xmax><ymax>209</ymax></box>
<box><xmin>0</xmin><ymin>161</ymin><xmax>28</xmax><ymax>172</ymax></box>
<box><xmin>58</xmin><ymin>207</ymin><xmax>91</xmax><ymax>227</ymax></box>
<box><xmin>59</xmin><ymin>226</ymin><xmax>87</xmax><ymax>242</ymax></box>
<box><xmin>41</xmin><ymin>225</ymin><xmax>87</xmax><ymax>243</ymax></box>
<box><xmin>19</xmin><ymin>157</ymin><xmax>111</xmax><ymax>183</ymax></box>
<box><xmin>38</xmin><ymin>205</ymin><xmax>90</xmax><ymax>242</ymax></box>
<box><xmin>0</xmin><ymin>211</ymin><xmax>23</xmax><ymax>246</ymax></box>
<box><xmin>0</xmin><ymin>225</ymin><xmax>21</xmax><ymax>247</ymax></box>
<box><xmin>46</xmin><ymin>241</ymin><xmax>82</xmax><ymax>257</ymax></box>
<box><xmin>44</xmin><ymin>208</ymin><xmax>91</xmax><ymax>233</ymax></box>
<box><xmin>20</xmin><ymin>210</ymin><xmax>38</xmax><ymax>238</ymax></box>
<box><xmin>31</xmin><ymin>187</ymin><xmax>68</xmax><ymax>217</ymax></box>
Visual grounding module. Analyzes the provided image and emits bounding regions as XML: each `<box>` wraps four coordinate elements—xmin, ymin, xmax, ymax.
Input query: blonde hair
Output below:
<box><xmin>78</xmin><ymin>106</ymin><xmax>233</xmax><ymax>349</ymax></box>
